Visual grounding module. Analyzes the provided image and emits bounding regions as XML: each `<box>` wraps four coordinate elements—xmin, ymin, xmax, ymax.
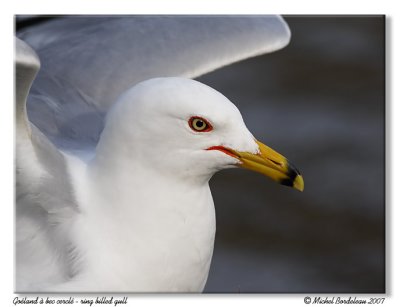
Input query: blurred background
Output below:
<box><xmin>16</xmin><ymin>15</ymin><xmax>385</xmax><ymax>293</ymax></box>
<box><xmin>198</xmin><ymin>16</ymin><xmax>385</xmax><ymax>293</ymax></box>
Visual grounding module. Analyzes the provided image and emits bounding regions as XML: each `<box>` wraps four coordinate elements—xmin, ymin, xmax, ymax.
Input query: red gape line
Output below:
<box><xmin>206</xmin><ymin>146</ymin><xmax>238</xmax><ymax>158</ymax></box>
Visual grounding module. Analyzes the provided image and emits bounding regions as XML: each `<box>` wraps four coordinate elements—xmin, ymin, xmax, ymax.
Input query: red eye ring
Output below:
<box><xmin>188</xmin><ymin>116</ymin><xmax>213</xmax><ymax>132</ymax></box>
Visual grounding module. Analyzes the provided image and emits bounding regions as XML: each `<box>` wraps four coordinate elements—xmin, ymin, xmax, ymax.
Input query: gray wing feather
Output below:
<box><xmin>17</xmin><ymin>16</ymin><xmax>290</xmax><ymax>148</ymax></box>
<box><xmin>16</xmin><ymin>38</ymin><xmax>77</xmax><ymax>291</ymax></box>
<box><xmin>16</xmin><ymin>37</ymin><xmax>76</xmax><ymax>213</ymax></box>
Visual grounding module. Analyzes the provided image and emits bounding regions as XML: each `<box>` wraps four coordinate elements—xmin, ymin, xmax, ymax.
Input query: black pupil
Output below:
<box><xmin>195</xmin><ymin>120</ymin><xmax>205</xmax><ymax>128</ymax></box>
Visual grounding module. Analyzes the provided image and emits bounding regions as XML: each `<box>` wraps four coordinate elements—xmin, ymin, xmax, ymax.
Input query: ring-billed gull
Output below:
<box><xmin>16</xmin><ymin>16</ymin><xmax>303</xmax><ymax>292</ymax></box>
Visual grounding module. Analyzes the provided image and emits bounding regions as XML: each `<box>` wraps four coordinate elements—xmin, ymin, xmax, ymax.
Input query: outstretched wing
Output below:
<box><xmin>15</xmin><ymin>38</ymin><xmax>78</xmax><ymax>291</ymax></box>
<box><xmin>17</xmin><ymin>15</ymin><xmax>290</xmax><ymax>149</ymax></box>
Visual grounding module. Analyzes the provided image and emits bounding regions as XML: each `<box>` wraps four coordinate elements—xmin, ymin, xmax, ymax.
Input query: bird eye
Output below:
<box><xmin>189</xmin><ymin>116</ymin><xmax>213</xmax><ymax>132</ymax></box>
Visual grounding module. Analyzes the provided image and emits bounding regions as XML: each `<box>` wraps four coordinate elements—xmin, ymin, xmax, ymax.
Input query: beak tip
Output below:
<box><xmin>293</xmin><ymin>175</ymin><xmax>304</xmax><ymax>192</ymax></box>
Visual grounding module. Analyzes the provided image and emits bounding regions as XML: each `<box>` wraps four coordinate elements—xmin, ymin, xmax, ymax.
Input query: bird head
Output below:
<box><xmin>95</xmin><ymin>77</ymin><xmax>303</xmax><ymax>191</ymax></box>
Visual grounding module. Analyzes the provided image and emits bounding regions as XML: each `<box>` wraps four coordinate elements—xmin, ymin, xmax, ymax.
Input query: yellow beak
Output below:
<box><xmin>231</xmin><ymin>140</ymin><xmax>304</xmax><ymax>191</ymax></box>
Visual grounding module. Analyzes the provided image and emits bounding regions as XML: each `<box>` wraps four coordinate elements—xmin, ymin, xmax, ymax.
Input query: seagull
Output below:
<box><xmin>16</xmin><ymin>16</ymin><xmax>303</xmax><ymax>292</ymax></box>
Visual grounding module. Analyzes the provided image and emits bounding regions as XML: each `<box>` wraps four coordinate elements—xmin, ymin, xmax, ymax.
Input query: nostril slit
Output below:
<box><xmin>268</xmin><ymin>159</ymin><xmax>282</xmax><ymax>167</ymax></box>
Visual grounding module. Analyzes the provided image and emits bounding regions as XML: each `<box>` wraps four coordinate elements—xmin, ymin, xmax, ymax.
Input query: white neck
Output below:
<box><xmin>68</xmin><ymin>155</ymin><xmax>216</xmax><ymax>292</ymax></box>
